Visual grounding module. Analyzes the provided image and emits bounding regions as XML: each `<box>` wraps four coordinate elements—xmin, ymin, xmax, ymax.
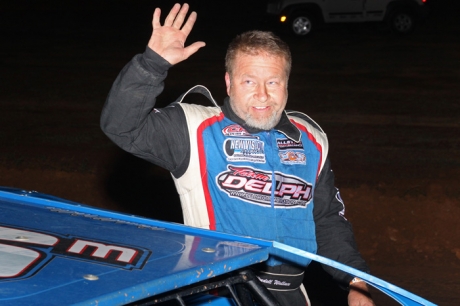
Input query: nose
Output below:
<box><xmin>254</xmin><ymin>84</ymin><xmax>268</xmax><ymax>103</ymax></box>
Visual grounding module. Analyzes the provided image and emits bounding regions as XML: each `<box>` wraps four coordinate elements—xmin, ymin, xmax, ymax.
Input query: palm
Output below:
<box><xmin>147</xmin><ymin>4</ymin><xmax>205</xmax><ymax>65</ymax></box>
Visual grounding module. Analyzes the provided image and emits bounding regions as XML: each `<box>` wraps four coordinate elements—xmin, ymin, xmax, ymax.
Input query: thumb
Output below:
<box><xmin>183</xmin><ymin>41</ymin><xmax>206</xmax><ymax>59</ymax></box>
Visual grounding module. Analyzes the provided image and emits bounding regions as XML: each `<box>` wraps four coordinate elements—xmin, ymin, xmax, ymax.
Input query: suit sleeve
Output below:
<box><xmin>100</xmin><ymin>47</ymin><xmax>190</xmax><ymax>176</ymax></box>
<box><xmin>313</xmin><ymin>158</ymin><xmax>370</xmax><ymax>285</ymax></box>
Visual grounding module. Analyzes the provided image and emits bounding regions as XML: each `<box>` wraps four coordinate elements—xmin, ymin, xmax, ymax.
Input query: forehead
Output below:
<box><xmin>232</xmin><ymin>51</ymin><xmax>287</xmax><ymax>75</ymax></box>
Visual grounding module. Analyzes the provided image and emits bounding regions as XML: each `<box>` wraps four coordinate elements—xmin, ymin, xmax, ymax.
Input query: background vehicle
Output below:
<box><xmin>266</xmin><ymin>0</ymin><xmax>430</xmax><ymax>36</ymax></box>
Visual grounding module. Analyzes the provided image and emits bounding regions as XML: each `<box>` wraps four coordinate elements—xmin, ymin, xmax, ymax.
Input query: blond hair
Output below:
<box><xmin>225</xmin><ymin>30</ymin><xmax>292</xmax><ymax>78</ymax></box>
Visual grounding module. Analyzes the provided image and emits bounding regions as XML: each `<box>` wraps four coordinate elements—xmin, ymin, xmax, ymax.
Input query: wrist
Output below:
<box><xmin>349</xmin><ymin>277</ymin><xmax>369</xmax><ymax>292</ymax></box>
<box><xmin>350</xmin><ymin>277</ymin><xmax>365</xmax><ymax>285</ymax></box>
<box><xmin>143</xmin><ymin>47</ymin><xmax>172</xmax><ymax>74</ymax></box>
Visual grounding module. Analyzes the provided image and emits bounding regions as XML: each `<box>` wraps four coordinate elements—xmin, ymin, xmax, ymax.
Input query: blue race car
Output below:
<box><xmin>0</xmin><ymin>187</ymin><xmax>436</xmax><ymax>306</ymax></box>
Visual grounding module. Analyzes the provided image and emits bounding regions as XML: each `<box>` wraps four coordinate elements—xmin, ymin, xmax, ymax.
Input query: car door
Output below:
<box><xmin>364</xmin><ymin>0</ymin><xmax>392</xmax><ymax>21</ymax></box>
<box><xmin>322</xmin><ymin>0</ymin><xmax>366</xmax><ymax>22</ymax></box>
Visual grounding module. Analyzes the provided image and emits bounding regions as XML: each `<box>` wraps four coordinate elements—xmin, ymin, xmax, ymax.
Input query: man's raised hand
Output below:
<box><xmin>148</xmin><ymin>3</ymin><xmax>205</xmax><ymax>65</ymax></box>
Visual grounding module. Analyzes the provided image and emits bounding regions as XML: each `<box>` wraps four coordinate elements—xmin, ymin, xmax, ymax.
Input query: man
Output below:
<box><xmin>101</xmin><ymin>3</ymin><xmax>375</xmax><ymax>306</ymax></box>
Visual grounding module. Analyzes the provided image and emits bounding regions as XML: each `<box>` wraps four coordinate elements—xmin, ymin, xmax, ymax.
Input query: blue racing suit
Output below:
<box><xmin>100</xmin><ymin>47</ymin><xmax>370</xmax><ymax>304</ymax></box>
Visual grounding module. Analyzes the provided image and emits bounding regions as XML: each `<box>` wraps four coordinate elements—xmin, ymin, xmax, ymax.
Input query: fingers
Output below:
<box><xmin>161</xmin><ymin>3</ymin><xmax>195</xmax><ymax>31</ymax></box>
<box><xmin>172</xmin><ymin>4</ymin><xmax>189</xmax><ymax>29</ymax></box>
<box><xmin>152</xmin><ymin>7</ymin><xmax>161</xmax><ymax>29</ymax></box>
<box><xmin>181</xmin><ymin>11</ymin><xmax>197</xmax><ymax>36</ymax></box>
<box><xmin>164</xmin><ymin>3</ymin><xmax>181</xmax><ymax>27</ymax></box>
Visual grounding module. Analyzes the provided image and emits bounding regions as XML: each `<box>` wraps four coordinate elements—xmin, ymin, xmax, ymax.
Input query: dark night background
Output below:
<box><xmin>1</xmin><ymin>0</ymin><xmax>459</xmax><ymax>305</ymax></box>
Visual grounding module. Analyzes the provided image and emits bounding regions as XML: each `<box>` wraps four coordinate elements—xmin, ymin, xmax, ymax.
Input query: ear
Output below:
<box><xmin>225</xmin><ymin>72</ymin><xmax>231</xmax><ymax>96</ymax></box>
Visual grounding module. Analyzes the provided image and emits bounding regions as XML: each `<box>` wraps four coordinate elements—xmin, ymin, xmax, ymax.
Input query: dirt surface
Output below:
<box><xmin>1</xmin><ymin>0</ymin><xmax>459</xmax><ymax>305</ymax></box>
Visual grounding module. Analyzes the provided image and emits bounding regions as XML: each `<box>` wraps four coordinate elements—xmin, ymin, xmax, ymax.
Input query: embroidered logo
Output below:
<box><xmin>276</xmin><ymin>138</ymin><xmax>304</xmax><ymax>150</ymax></box>
<box><xmin>217</xmin><ymin>165</ymin><xmax>313</xmax><ymax>208</ymax></box>
<box><xmin>222</xmin><ymin>124</ymin><xmax>252</xmax><ymax>137</ymax></box>
<box><xmin>279</xmin><ymin>151</ymin><xmax>306</xmax><ymax>165</ymax></box>
<box><xmin>335</xmin><ymin>190</ymin><xmax>347</xmax><ymax>220</ymax></box>
<box><xmin>277</xmin><ymin>138</ymin><xmax>306</xmax><ymax>165</ymax></box>
<box><xmin>224</xmin><ymin>138</ymin><xmax>266</xmax><ymax>163</ymax></box>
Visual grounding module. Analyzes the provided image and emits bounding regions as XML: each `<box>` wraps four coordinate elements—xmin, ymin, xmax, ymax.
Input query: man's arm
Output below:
<box><xmin>313</xmin><ymin>159</ymin><xmax>375</xmax><ymax>305</ymax></box>
<box><xmin>313</xmin><ymin>159</ymin><xmax>368</xmax><ymax>280</ymax></box>
<box><xmin>100</xmin><ymin>3</ymin><xmax>205</xmax><ymax>175</ymax></box>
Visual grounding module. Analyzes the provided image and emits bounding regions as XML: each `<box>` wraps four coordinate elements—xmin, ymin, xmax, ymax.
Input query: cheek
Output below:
<box><xmin>232</xmin><ymin>87</ymin><xmax>252</xmax><ymax>101</ymax></box>
<box><xmin>271</xmin><ymin>90</ymin><xmax>287</xmax><ymax>103</ymax></box>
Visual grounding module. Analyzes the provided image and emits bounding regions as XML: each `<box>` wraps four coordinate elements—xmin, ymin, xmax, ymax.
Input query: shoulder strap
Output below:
<box><xmin>174</xmin><ymin>85</ymin><xmax>219</xmax><ymax>107</ymax></box>
<box><xmin>286</xmin><ymin>110</ymin><xmax>325</xmax><ymax>133</ymax></box>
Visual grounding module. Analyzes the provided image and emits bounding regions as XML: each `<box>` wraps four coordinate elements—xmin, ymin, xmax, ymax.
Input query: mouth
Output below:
<box><xmin>252</xmin><ymin>106</ymin><xmax>270</xmax><ymax>111</ymax></box>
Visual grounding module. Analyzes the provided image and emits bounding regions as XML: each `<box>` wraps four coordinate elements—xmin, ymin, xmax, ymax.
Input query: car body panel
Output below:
<box><xmin>0</xmin><ymin>187</ymin><xmax>436</xmax><ymax>305</ymax></box>
<box><xmin>266</xmin><ymin>0</ymin><xmax>429</xmax><ymax>30</ymax></box>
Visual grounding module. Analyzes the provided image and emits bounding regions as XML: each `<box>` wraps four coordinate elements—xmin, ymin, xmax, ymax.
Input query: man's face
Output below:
<box><xmin>225</xmin><ymin>51</ymin><xmax>288</xmax><ymax>130</ymax></box>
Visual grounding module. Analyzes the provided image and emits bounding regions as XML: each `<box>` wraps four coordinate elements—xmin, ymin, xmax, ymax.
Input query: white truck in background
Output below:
<box><xmin>266</xmin><ymin>0</ymin><xmax>430</xmax><ymax>36</ymax></box>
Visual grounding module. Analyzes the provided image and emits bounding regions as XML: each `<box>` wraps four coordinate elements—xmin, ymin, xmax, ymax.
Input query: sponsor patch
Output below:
<box><xmin>279</xmin><ymin>151</ymin><xmax>306</xmax><ymax>165</ymax></box>
<box><xmin>222</xmin><ymin>124</ymin><xmax>252</xmax><ymax>137</ymax></box>
<box><xmin>335</xmin><ymin>190</ymin><xmax>347</xmax><ymax>219</ymax></box>
<box><xmin>217</xmin><ymin>165</ymin><xmax>313</xmax><ymax>208</ymax></box>
<box><xmin>224</xmin><ymin>138</ymin><xmax>266</xmax><ymax>163</ymax></box>
<box><xmin>277</xmin><ymin>138</ymin><xmax>304</xmax><ymax>150</ymax></box>
<box><xmin>336</xmin><ymin>190</ymin><xmax>344</xmax><ymax>205</ymax></box>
